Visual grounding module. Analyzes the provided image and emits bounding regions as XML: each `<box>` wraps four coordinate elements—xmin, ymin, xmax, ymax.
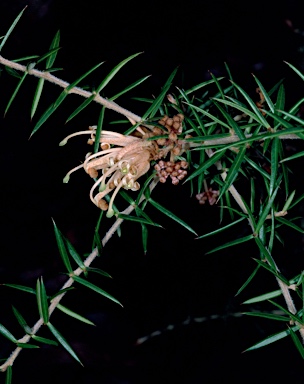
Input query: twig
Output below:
<box><xmin>0</xmin><ymin>55</ymin><xmax>143</xmax><ymax>124</ymax></box>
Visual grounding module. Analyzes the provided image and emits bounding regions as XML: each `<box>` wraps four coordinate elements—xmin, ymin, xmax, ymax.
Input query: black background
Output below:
<box><xmin>1</xmin><ymin>1</ymin><xmax>304</xmax><ymax>383</ymax></box>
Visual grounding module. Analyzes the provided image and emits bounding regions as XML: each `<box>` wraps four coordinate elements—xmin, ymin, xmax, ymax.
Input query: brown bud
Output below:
<box><xmin>157</xmin><ymin>138</ymin><xmax>166</xmax><ymax>146</ymax></box>
<box><xmin>169</xmin><ymin>132</ymin><xmax>177</xmax><ymax>141</ymax></box>
<box><xmin>153</xmin><ymin>127</ymin><xmax>162</xmax><ymax>135</ymax></box>
<box><xmin>173</xmin><ymin>121</ymin><xmax>181</xmax><ymax>130</ymax></box>
<box><xmin>100</xmin><ymin>143</ymin><xmax>110</xmax><ymax>150</ymax></box>
<box><xmin>166</xmin><ymin>118</ymin><xmax>173</xmax><ymax>127</ymax></box>
<box><xmin>159</xmin><ymin>176</ymin><xmax>167</xmax><ymax>183</ymax></box>
<box><xmin>180</xmin><ymin>161</ymin><xmax>189</xmax><ymax>169</ymax></box>
<box><xmin>171</xmin><ymin>176</ymin><xmax>179</xmax><ymax>185</ymax></box>
<box><xmin>166</xmin><ymin>166</ymin><xmax>173</xmax><ymax>173</ymax></box>
<box><xmin>98</xmin><ymin>199</ymin><xmax>109</xmax><ymax>211</ymax></box>
<box><xmin>87</xmin><ymin>168</ymin><xmax>98</xmax><ymax>178</ymax></box>
<box><xmin>172</xmin><ymin>146</ymin><xmax>181</xmax><ymax>156</ymax></box>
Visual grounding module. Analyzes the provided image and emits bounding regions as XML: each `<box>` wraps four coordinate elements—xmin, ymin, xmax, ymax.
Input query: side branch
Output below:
<box><xmin>0</xmin><ymin>55</ymin><xmax>143</xmax><ymax>124</ymax></box>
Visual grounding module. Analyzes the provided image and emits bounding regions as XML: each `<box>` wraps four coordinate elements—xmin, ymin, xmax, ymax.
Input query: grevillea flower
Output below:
<box><xmin>60</xmin><ymin>114</ymin><xmax>190</xmax><ymax>216</ymax></box>
<box><xmin>60</xmin><ymin>126</ymin><xmax>157</xmax><ymax>217</ymax></box>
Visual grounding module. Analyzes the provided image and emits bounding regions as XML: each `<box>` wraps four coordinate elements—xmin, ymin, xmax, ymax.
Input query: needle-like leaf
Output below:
<box><xmin>0</xmin><ymin>6</ymin><xmax>27</xmax><ymax>52</ymax></box>
<box><xmin>47</xmin><ymin>322</ymin><xmax>83</xmax><ymax>365</ymax></box>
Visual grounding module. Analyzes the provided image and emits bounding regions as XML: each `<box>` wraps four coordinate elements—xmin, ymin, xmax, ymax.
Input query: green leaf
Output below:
<box><xmin>47</xmin><ymin>322</ymin><xmax>83</xmax><ymax>365</ymax></box>
<box><xmin>50</xmin><ymin>287</ymin><xmax>75</xmax><ymax>300</ymax></box>
<box><xmin>184</xmin><ymin>102</ymin><xmax>231</xmax><ymax>130</ymax></box>
<box><xmin>117</xmin><ymin>213</ymin><xmax>161</xmax><ymax>227</ymax></box>
<box><xmin>85</xmin><ymin>267</ymin><xmax>112</xmax><ymax>278</ymax></box>
<box><xmin>197</xmin><ymin>217</ymin><xmax>246</xmax><ymax>239</ymax></box>
<box><xmin>281</xmin><ymin>150</ymin><xmax>304</xmax><ymax>163</ymax></box>
<box><xmin>177</xmin><ymin>87</ymin><xmax>206</xmax><ymax>135</ymax></box>
<box><xmin>98</xmin><ymin>52</ymin><xmax>142</xmax><ymax>92</ymax></box>
<box><xmin>31</xmin><ymin>334</ymin><xmax>58</xmax><ymax>346</ymax></box>
<box><xmin>185</xmin><ymin>150</ymin><xmax>225</xmax><ymax>183</ymax></box>
<box><xmin>148</xmin><ymin>198</ymin><xmax>197</xmax><ymax>235</ymax></box>
<box><xmin>252</xmin><ymin>75</ymin><xmax>275</xmax><ymax>113</ymax></box>
<box><xmin>5</xmin><ymin>365</ymin><xmax>12</xmax><ymax>384</ymax></box>
<box><xmin>244</xmin><ymin>156</ymin><xmax>270</xmax><ymax>180</ymax></box>
<box><xmin>36</xmin><ymin>278</ymin><xmax>49</xmax><ymax>324</ymax></box>
<box><xmin>31</xmin><ymin>30</ymin><xmax>61</xmax><ymax>119</ymax></box>
<box><xmin>72</xmin><ymin>275</ymin><xmax>123</xmax><ymax>306</ymax></box>
<box><xmin>218</xmin><ymin>145</ymin><xmax>247</xmax><ymax>200</ymax></box>
<box><xmin>183</xmin><ymin>77</ymin><xmax>224</xmax><ymax>95</ymax></box>
<box><xmin>0</xmin><ymin>323</ymin><xmax>17</xmax><ymax>343</ymax></box>
<box><xmin>244</xmin><ymin>325</ymin><xmax>300</xmax><ymax>352</ymax></box>
<box><xmin>31</xmin><ymin>78</ymin><xmax>45</xmax><ymax>119</ymax></box>
<box><xmin>275</xmin><ymin>216</ymin><xmax>304</xmax><ymax>234</ymax></box>
<box><xmin>269</xmin><ymin>138</ymin><xmax>279</xmax><ymax>196</ymax></box>
<box><xmin>12</xmin><ymin>306</ymin><xmax>31</xmax><ymax>334</ymax></box>
<box><xmin>109</xmin><ymin>75</ymin><xmax>150</xmax><ymax>100</ymax></box>
<box><xmin>0</xmin><ymin>6</ymin><xmax>27</xmax><ymax>52</ymax></box>
<box><xmin>243</xmin><ymin>289</ymin><xmax>281</xmax><ymax>304</ymax></box>
<box><xmin>92</xmin><ymin>210</ymin><xmax>104</xmax><ymax>252</ymax></box>
<box><xmin>263</xmin><ymin>109</ymin><xmax>293</xmax><ymax>129</ymax></box>
<box><xmin>252</xmin><ymin>258</ymin><xmax>289</xmax><ymax>285</ymax></box>
<box><xmin>275</xmin><ymin>84</ymin><xmax>285</xmax><ymax>111</ymax></box>
<box><xmin>93</xmin><ymin>106</ymin><xmax>105</xmax><ymax>154</ymax></box>
<box><xmin>4</xmin><ymin>72</ymin><xmax>27</xmax><ymax>116</ymax></box>
<box><xmin>289</xmin><ymin>326</ymin><xmax>304</xmax><ymax>359</ymax></box>
<box><xmin>284</xmin><ymin>61</ymin><xmax>304</xmax><ymax>81</ymax></box>
<box><xmin>1</xmin><ymin>283</ymin><xmax>36</xmax><ymax>294</ymax></box>
<box><xmin>206</xmin><ymin>234</ymin><xmax>254</xmax><ymax>254</ymax></box>
<box><xmin>268</xmin><ymin>300</ymin><xmax>303</xmax><ymax>324</ymax></box>
<box><xmin>56</xmin><ymin>304</ymin><xmax>95</xmax><ymax>326</ymax></box>
<box><xmin>224</xmin><ymin>62</ymin><xmax>238</xmax><ymax>98</ymax></box>
<box><xmin>230</xmin><ymin>81</ymin><xmax>271</xmax><ymax>128</ymax></box>
<box><xmin>31</xmin><ymin>61</ymin><xmax>104</xmax><ymax>136</ymax></box>
<box><xmin>141</xmin><ymin>223</ymin><xmax>148</xmax><ymax>254</ymax></box>
<box><xmin>65</xmin><ymin>237</ymin><xmax>85</xmax><ymax>270</ymax></box>
<box><xmin>213</xmin><ymin>100</ymin><xmax>246</xmax><ymax>140</ymax></box>
<box><xmin>212</xmin><ymin>97</ymin><xmax>265</xmax><ymax>126</ymax></box>
<box><xmin>52</xmin><ymin>219</ymin><xmax>73</xmax><ymax>273</ymax></box>
<box><xmin>16</xmin><ymin>342</ymin><xmax>39</xmax><ymax>349</ymax></box>
<box><xmin>142</xmin><ymin>67</ymin><xmax>178</xmax><ymax>119</ymax></box>
<box><xmin>11</xmin><ymin>55</ymin><xmax>39</xmax><ymax>62</ymax></box>
<box><xmin>66</xmin><ymin>53</ymin><xmax>141</xmax><ymax>123</ymax></box>
<box><xmin>283</xmin><ymin>190</ymin><xmax>296</xmax><ymax>212</ymax></box>
<box><xmin>235</xmin><ymin>265</ymin><xmax>260</xmax><ymax>296</ymax></box>
<box><xmin>5</xmin><ymin>66</ymin><xmax>22</xmax><ymax>78</ymax></box>
<box><xmin>277</xmin><ymin>109</ymin><xmax>304</xmax><ymax>126</ymax></box>
<box><xmin>243</xmin><ymin>311</ymin><xmax>290</xmax><ymax>321</ymax></box>
<box><xmin>46</xmin><ymin>30</ymin><xmax>60</xmax><ymax>68</ymax></box>
<box><xmin>254</xmin><ymin>185</ymin><xmax>280</xmax><ymax>235</ymax></box>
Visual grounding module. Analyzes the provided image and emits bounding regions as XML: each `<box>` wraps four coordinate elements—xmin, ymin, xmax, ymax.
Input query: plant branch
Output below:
<box><xmin>0</xmin><ymin>55</ymin><xmax>143</xmax><ymax>124</ymax></box>
<box><xmin>0</xmin><ymin>179</ymin><xmax>158</xmax><ymax>372</ymax></box>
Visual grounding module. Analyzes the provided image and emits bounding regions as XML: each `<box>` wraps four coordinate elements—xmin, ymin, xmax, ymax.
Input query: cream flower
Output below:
<box><xmin>60</xmin><ymin>126</ymin><xmax>155</xmax><ymax>217</ymax></box>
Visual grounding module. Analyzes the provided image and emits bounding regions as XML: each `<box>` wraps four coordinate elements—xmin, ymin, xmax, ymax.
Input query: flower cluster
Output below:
<box><xmin>60</xmin><ymin>114</ymin><xmax>190</xmax><ymax>216</ymax></box>
<box><xmin>196</xmin><ymin>188</ymin><xmax>219</xmax><ymax>205</ymax></box>
<box><xmin>151</xmin><ymin>114</ymin><xmax>190</xmax><ymax>162</ymax></box>
<box><xmin>60</xmin><ymin>127</ymin><xmax>157</xmax><ymax>217</ymax></box>
<box><xmin>154</xmin><ymin>160</ymin><xmax>188</xmax><ymax>185</ymax></box>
